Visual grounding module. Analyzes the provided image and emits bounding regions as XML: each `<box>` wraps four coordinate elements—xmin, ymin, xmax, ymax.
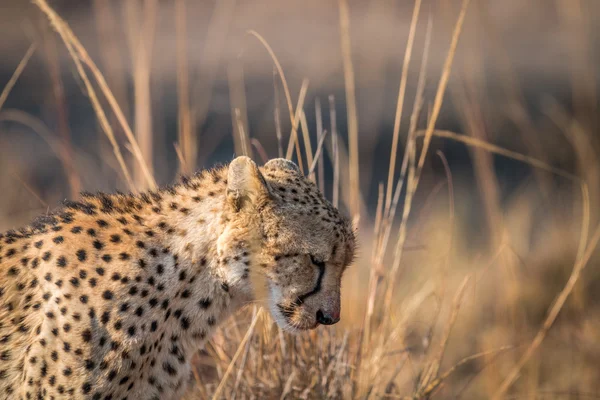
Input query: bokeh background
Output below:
<box><xmin>1</xmin><ymin>0</ymin><xmax>599</xmax><ymax>398</ymax></box>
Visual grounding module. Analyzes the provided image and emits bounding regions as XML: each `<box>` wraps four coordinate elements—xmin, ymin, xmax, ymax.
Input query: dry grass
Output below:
<box><xmin>1</xmin><ymin>0</ymin><xmax>600</xmax><ymax>398</ymax></box>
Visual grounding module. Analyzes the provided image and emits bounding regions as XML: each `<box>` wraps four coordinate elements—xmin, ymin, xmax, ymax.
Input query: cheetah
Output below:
<box><xmin>0</xmin><ymin>156</ymin><xmax>356</xmax><ymax>399</ymax></box>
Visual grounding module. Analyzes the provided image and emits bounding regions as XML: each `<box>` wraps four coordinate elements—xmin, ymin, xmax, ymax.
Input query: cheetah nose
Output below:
<box><xmin>316</xmin><ymin>309</ymin><xmax>340</xmax><ymax>325</ymax></box>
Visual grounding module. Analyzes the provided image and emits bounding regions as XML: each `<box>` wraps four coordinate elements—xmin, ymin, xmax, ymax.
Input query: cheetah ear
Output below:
<box><xmin>227</xmin><ymin>156</ymin><xmax>271</xmax><ymax>212</ymax></box>
<box><xmin>264</xmin><ymin>158</ymin><xmax>300</xmax><ymax>174</ymax></box>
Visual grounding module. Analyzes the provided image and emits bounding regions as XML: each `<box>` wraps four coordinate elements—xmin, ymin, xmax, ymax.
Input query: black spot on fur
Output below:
<box><xmin>56</xmin><ymin>256</ymin><xmax>67</xmax><ymax>268</ymax></box>
<box><xmin>76</xmin><ymin>249</ymin><xmax>87</xmax><ymax>262</ymax></box>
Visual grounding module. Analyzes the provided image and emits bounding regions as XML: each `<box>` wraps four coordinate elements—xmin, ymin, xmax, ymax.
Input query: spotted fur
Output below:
<box><xmin>0</xmin><ymin>157</ymin><xmax>355</xmax><ymax>399</ymax></box>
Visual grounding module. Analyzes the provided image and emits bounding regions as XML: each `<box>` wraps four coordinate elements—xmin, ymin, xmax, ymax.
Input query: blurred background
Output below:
<box><xmin>1</xmin><ymin>0</ymin><xmax>599</xmax><ymax>398</ymax></box>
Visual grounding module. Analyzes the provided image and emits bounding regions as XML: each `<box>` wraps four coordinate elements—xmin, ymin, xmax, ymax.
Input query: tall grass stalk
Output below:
<box><xmin>338</xmin><ymin>0</ymin><xmax>360</xmax><ymax>218</ymax></box>
<box><xmin>34</xmin><ymin>0</ymin><xmax>156</xmax><ymax>189</ymax></box>
<box><xmin>175</xmin><ymin>0</ymin><xmax>195</xmax><ymax>175</ymax></box>
<box><xmin>0</xmin><ymin>44</ymin><xmax>36</xmax><ymax>113</ymax></box>
<box><xmin>124</xmin><ymin>0</ymin><xmax>157</xmax><ymax>189</ymax></box>
<box><xmin>384</xmin><ymin>0</ymin><xmax>421</xmax><ymax>219</ymax></box>
<box><xmin>383</xmin><ymin>0</ymin><xmax>471</xmax><ymax>317</ymax></box>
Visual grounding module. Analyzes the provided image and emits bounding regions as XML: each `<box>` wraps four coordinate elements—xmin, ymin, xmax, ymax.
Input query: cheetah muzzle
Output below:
<box><xmin>0</xmin><ymin>156</ymin><xmax>355</xmax><ymax>399</ymax></box>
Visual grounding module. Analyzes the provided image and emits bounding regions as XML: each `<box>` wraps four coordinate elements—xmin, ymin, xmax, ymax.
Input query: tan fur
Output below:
<box><xmin>0</xmin><ymin>157</ymin><xmax>355</xmax><ymax>399</ymax></box>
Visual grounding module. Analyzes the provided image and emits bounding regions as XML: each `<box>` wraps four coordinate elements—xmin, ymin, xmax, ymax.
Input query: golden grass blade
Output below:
<box><xmin>308</xmin><ymin>130</ymin><xmax>328</xmax><ymax>176</ymax></box>
<box><xmin>383</xmin><ymin>0</ymin><xmax>471</xmax><ymax>316</ymax></box>
<box><xmin>245</xmin><ymin>30</ymin><xmax>308</xmax><ymax>169</ymax></box>
<box><xmin>251</xmin><ymin>138</ymin><xmax>270</xmax><ymax>164</ymax></box>
<box><xmin>9</xmin><ymin>169</ymin><xmax>47</xmax><ymax>208</ymax></box>
<box><xmin>228</xmin><ymin>61</ymin><xmax>252</xmax><ymax>159</ymax></box>
<box><xmin>33</xmin><ymin>0</ymin><xmax>136</xmax><ymax>191</ymax></box>
<box><xmin>125</xmin><ymin>0</ymin><xmax>158</xmax><ymax>189</ymax></box>
<box><xmin>300</xmin><ymin>110</ymin><xmax>314</xmax><ymax>179</ymax></box>
<box><xmin>0</xmin><ymin>43</ymin><xmax>36</xmax><ymax>112</ymax></box>
<box><xmin>247</xmin><ymin>30</ymin><xmax>294</xmax><ymax>125</ymax></box>
<box><xmin>175</xmin><ymin>0</ymin><xmax>195</xmax><ymax>174</ymax></box>
<box><xmin>418</xmin><ymin>275</ymin><xmax>471</xmax><ymax>392</ymax></box>
<box><xmin>363</xmin><ymin>182</ymin><xmax>385</xmax><ymax>346</ymax></box>
<box><xmin>384</xmin><ymin>0</ymin><xmax>422</xmax><ymax>218</ymax></box>
<box><xmin>280</xmin><ymin>370</ymin><xmax>296</xmax><ymax>400</ymax></box>
<box><xmin>436</xmin><ymin>149</ymin><xmax>455</xmax><ymax>263</ymax></box>
<box><xmin>231</xmin><ymin>308</ymin><xmax>258</xmax><ymax>398</ymax></box>
<box><xmin>235</xmin><ymin>108</ymin><xmax>250</xmax><ymax>157</ymax></box>
<box><xmin>416</xmin><ymin>129</ymin><xmax>580</xmax><ymax>181</ymax></box>
<box><xmin>329</xmin><ymin>95</ymin><xmax>340</xmax><ymax>208</ymax></box>
<box><xmin>376</xmin><ymin>14</ymin><xmax>431</xmax><ymax>270</ymax></box>
<box><xmin>33</xmin><ymin>0</ymin><xmax>155</xmax><ymax>189</ymax></box>
<box><xmin>324</xmin><ymin>331</ymin><xmax>349</xmax><ymax>396</ymax></box>
<box><xmin>273</xmin><ymin>68</ymin><xmax>284</xmax><ymax>158</ymax></box>
<box><xmin>542</xmin><ymin>98</ymin><xmax>592</xmax><ymax>260</ymax></box>
<box><xmin>338</xmin><ymin>0</ymin><xmax>360</xmax><ymax>217</ymax></box>
<box><xmin>285</xmin><ymin>79</ymin><xmax>309</xmax><ymax>172</ymax></box>
<box><xmin>277</xmin><ymin>327</ymin><xmax>287</xmax><ymax>358</ymax></box>
<box><xmin>416</xmin><ymin>0</ymin><xmax>471</xmax><ymax>175</ymax></box>
<box><xmin>315</xmin><ymin>97</ymin><xmax>325</xmax><ymax>191</ymax></box>
<box><xmin>212</xmin><ymin>308</ymin><xmax>263</xmax><ymax>399</ymax></box>
<box><xmin>173</xmin><ymin>142</ymin><xmax>186</xmax><ymax>174</ymax></box>
<box><xmin>372</xmin><ymin>182</ymin><xmax>385</xmax><ymax>263</ymax></box>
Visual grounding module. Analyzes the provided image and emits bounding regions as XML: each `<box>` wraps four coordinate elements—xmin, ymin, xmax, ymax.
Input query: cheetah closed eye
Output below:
<box><xmin>0</xmin><ymin>156</ymin><xmax>355</xmax><ymax>399</ymax></box>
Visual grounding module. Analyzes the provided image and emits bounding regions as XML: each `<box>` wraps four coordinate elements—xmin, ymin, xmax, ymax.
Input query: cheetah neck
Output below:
<box><xmin>140</xmin><ymin>167</ymin><xmax>262</xmax><ymax>313</ymax></box>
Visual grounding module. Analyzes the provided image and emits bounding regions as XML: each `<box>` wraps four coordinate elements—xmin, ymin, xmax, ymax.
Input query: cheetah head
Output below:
<box><xmin>225</xmin><ymin>156</ymin><xmax>356</xmax><ymax>332</ymax></box>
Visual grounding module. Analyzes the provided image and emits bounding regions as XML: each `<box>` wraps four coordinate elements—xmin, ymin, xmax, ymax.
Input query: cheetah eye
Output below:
<box><xmin>310</xmin><ymin>255</ymin><xmax>325</xmax><ymax>268</ymax></box>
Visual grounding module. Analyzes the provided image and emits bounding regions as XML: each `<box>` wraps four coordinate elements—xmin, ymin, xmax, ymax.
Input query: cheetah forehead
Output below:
<box><xmin>258</xmin><ymin>167</ymin><xmax>355</xmax><ymax>263</ymax></box>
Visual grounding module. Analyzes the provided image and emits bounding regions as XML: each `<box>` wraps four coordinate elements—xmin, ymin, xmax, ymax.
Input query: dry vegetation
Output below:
<box><xmin>1</xmin><ymin>0</ymin><xmax>599</xmax><ymax>398</ymax></box>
